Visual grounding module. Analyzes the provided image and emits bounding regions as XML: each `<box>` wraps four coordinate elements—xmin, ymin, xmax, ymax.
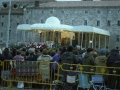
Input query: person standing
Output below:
<box><xmin>82</xmin><ymin>48</ymin><xmax>95</xmax><ymax>72</ymax></box>
<box><xmin>107</xmin><ymin>49</ymin><xmax>120</xmax><ymax>89</ymax></box>
<box><xmin>1</xmin><ymin>48</ymin><xmax>13</xmax><ymax>86</ymax></box>
<box><xmin>95</xmin><ymin>48</ymin><xmax>107</xmax><ymax>73</ymax></box>
<box><xmin>50</xmin><ymin>50</ymin><xmax>59</xmax><ymax>82</ymax></box>
<box><xmin>25</xmin><ymin>48</ymin><xmax>37</xmax><ymax>61</ymax></box>
<box><xmin>13</xmin><ymin>50</ymin><xmax>24</xmax><ymax>61</ymax></box>
<box><xmin>37</xmin><ymin>49</ymin><xmax>53</xmax><ymax>82</ymax></box>
<box><xmin>58</xmin><ymin>46</ymin><xmax>79</xmax><ymax>82</ymax></box>
<box><xmin>95</xmin><ymin>49</ymin><xmax>107</xmax><ymax>84</ymax></box>
<box><xmin>13</xmin><ymin>50</ymin><xmax>24</xmax><ymax>88</ymax></box>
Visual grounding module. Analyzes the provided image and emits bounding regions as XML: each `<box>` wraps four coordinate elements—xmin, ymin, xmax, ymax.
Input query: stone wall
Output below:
<box><xmin>0</xmin><ymin>1</ymin><xmax>120</xmax><ymax>49</ymax></box>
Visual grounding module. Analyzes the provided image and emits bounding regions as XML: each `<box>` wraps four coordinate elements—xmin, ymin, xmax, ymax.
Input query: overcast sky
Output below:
<box><xmin>56</xmin><ymin>0</ymin><xmax>100</xmax><ymax>1</ymax></box>
<box><xmin>56</xmin><ymin>0</ymin><xmax>82</xmax><ymax>1</ymax></box>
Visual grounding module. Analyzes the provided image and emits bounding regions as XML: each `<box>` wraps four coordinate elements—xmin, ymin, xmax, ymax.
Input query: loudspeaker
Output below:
<box><xmin>12</xmin><ymin>4</ymin><xmax>18</xmax><ymax>9</ymax></box>
<box><xmin>2</xmin><ymin>3</ymin><xmax>8</xmax><ymax>8</ymax></box>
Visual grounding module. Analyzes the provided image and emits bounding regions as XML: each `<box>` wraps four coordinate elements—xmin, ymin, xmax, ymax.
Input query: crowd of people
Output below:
<box><xmin>0</xmin><ymin>45</ymin><xmax>120</xmax><ymax>89</ymax></box>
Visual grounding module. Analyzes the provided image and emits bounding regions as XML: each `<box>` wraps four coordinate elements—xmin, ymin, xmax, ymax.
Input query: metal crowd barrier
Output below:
<box><xmin>1</xmin><ymin>60</ymin><xmax>120</xmax><ymax>89</ymax></box>
<box><xmin>61</xmin><ymin>63</ymin><xmax>120</xmax><ymax>76</ymax></box>
<box><xmin>1</xmin><ymin>60</ymin><xmax>60</xmax><ymax>90</ymax></box>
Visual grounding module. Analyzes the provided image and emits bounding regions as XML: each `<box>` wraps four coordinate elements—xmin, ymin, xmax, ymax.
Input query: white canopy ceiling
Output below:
<box><xmin>31</xmin><ymin>23</ymin><xmax>73</xmax><ymax>31</ymax></box>
<box><xmin>17</xmin><ymin>24</ymin><xmax>31</xmax><ymax>31</ymax></box>
<box><xmin>71</xmin><ymin>25</ymin><xmax>110</xmax><ymax>36</ymax></box>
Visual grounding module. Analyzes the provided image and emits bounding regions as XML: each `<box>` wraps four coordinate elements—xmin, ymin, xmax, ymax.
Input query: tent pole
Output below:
<box><xmin>53</xmin><ymin>31</ymin><xmax>55</xmax><ymax>41</ymax></box>
<box><xmin>92</xmin><ymin>32</ymin><xmax>94</xmax><ymax>48</ymax></box>
<box><xmin>32</xmin><ymin>31</ymin><xmax>34</xmax><ymax>43</ymax></box>
<box><xmin>105</xmin><ymin>35</ymin><xmax>106</xmax><ymax>49</ymax></box>
<box><xmin>81</xmin><ymin>32</ymin><xmax>83</xmax><ymax>49</ymax></box>
<box><xmin>44</xmin><ymin>31</ymin><xmax>46</xmax><ymax>42</ymax></box>
<box><xmin>108</xmin><ymin>36</ymin><xmax>110</xmax><ymax>52</ymax></box>
<box><xmin>58</xmin><ymin>31</ymin><xmax>59</xmax><ymax>44</ymax></box>
<box><xmin>99</xmin><ymin>34</ymin><xmax>101</xmax><ymax>49</ymax></box>
<box><xmin>45</xmin><ymin>31</ymin><xmax>46</xmax><ymax>42</ymax></box>
<box><xmin>95</xmin><ymin>34</ymin><xmax>96</xmax><ymax>50</ymax></box>
<box><xmin>85</xmin><ymin>33</ymin><xmax>87</xmax><ymax>48</ymax></box>
<box><xmin>70</xmin><ymin>32</ymin><xmax>72</xmax><ymax>46</ymax></box>
<box><xmin>43</xmin><ymin>31</ymin><xmax>45</xmax><ymax>42</ymax></box>
<box><xmin>89</xmin><ymin>32</ymin><xmax>90</xmax><ymax>47</ymax></box>
<box><xmin>78</xmin><ymin>32</ymin><xmax>80</xmax><ymax>45</ymax></box>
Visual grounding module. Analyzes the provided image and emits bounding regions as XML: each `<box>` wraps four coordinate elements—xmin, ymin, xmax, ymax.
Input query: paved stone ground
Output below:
<box><xmin>0</xmin><ymin>86</ymin><xmax>40</xmax><ymax>90</ymax></box>
<box><xmin>0</xmin><ymin>85</ymin><xmax>46</xmax><ymax>90</ymax></box>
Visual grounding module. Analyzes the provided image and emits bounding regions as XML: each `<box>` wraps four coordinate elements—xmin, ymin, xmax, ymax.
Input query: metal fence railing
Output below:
<box><xmin>0</xmin><ymin>60</ymin><xmax>120</xmax><ymax>89</ymax></box>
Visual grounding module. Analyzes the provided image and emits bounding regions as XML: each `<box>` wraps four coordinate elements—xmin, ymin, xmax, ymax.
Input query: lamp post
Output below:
<box><xmin>6</xmin><ymin>0</ymin><xmax>11</xmax><ymax>48</ymax></box>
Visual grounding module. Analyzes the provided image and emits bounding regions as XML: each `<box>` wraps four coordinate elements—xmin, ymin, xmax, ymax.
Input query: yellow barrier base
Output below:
<box><xmin>7</xmin><ymin>81</ymin><xmax>13</xmax><ymax>88</ymax></box>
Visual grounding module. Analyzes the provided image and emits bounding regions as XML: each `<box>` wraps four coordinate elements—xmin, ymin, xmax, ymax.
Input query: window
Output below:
<box><xmin>1</xmin><ymin>32</ymin><xmax>3</xmax><ymax>37</ymax></box>
<box><xmin>50</xmin><ymin>11</ymin><xmax>53</xmax><ymax>14</ymax></box>
<box><xmin>9</xmin><ymin>30</ymin><xmax>11</xmax><ymax>39</ymax></box>
<box><xmin>17</xmin><ymin>23</ymin><xmax>19</xmax><ymax>26</ymax></box>
<box><xmin>84</xmin><ymin>20</ymin><xmax>87</xmax><ymax>25</ymax></box>
<box><xmin>2</xmin><ymin>15</ymin><xmax>4</xmax><ymax>18</ymax></box>
<box><xmin>72</xmin><ymin>20</ymin><xmax>75</xmax><ymax>25</ymax></box>
<box><xmin>0</xmin><ymin>40</ymin><xmax>2</xmax><ymax>43</ymax></box>
<box><xmin>85</xmin><ymin>11</ymin><xmax>88</xmax><ymax>14</ymax></box>
<box><xmin>17</xmin><ymin>15</ymin><xmax>19</xmax><ymax>18</ymax></box>
<box><xmin>97</xmin><ymin>10</ymin><xmax>101</xmax><ymax>14</ymax></box>
<box><xmin>1</xmin><ymin>22</ymin><xmax>4</xmax><ymax>26</ymax></box>
<box><xmin>41</xmin><ymin>19</ymin><xmax>44</xmax><ymax>23</ymax></box>
<box><xmin>97</xmin><ymin>20</ymin><xmax>100</xmax><ymax>26</ymax></box>
<box><xmin>107</xmin><ymin>20</ymin><xmax>111</xmax><ymax>26</ymax></box>
<box><xmin>118</xmin><ymin>10</ymin><xmax>120</xmax><ymax>14</ymax></box>
<box><xmin>42</xmin><ymin>10</ymin><xmax>44</xmax><ymax>13</ymax></box>
<box><xmin>26</xmin><ymin>19</ymin><xmax>28</xmax><ymax>24</ymax></box>
<box><xmin>116</xmin><ymin>35</ymin><xmax>119</xmax><ymax>42</ymax></box>
<box><xmin>61</xmin><ymin>20</ymin><xmax>64</xmax><ymax>24</ymax></box>
<box><xmin>108</xmin><ymin>10</ymin><xmax>111</xmax><ymax>14</ymax></box>
<box><xmin>61</xmin><ymin>11</ymin><xmax>64</xmax><ymax>14</ymax></box>
<box><xmin>118</xmin><ymin>21</ymin><xmax>120</xmax><ymax>26</ymax></box>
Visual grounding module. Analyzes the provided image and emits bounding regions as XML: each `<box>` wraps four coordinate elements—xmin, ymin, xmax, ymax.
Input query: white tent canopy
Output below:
<box><xmin>17</xmin><ymin>24</ymin><xmax>31</xmax><ymax>31</ymax></box>
<box><xmin>31</xmin><ymin>16</ymin><xmax>73</xmax><ymax>31</ymax></box>
<box><xmin>71</xmin><ymin>25</ymin><xmax>110</xmax><ymax>36</ymax></box>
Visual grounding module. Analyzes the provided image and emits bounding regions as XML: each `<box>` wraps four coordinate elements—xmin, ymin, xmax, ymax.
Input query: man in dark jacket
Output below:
<box><xmin>58</xmin><ymin>46</ymin><xmax>79</xmax><ymax>82</ymax></box>
<box><xmin>107</xmin><ymin>49</ymin><xmax>120</xmax><ymax>89</ymax></box>
<box><xmin>82</xmin><ymin>48</ymin><xmax>95</xmax><ymax>72</ymax></box>
<box><xmin>1</xmin><ymin>48</ymin><xmax>13</xmax><ymax>86</ymax></box>
<box><xmin>25</xmin><ymin>49</ymin><xmax>37</xmax><ymax>61</ymax></box>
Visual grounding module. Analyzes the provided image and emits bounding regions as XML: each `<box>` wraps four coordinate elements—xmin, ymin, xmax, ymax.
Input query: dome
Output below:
<box><xmin>45</xmin><ymin>16</ymin><xmax>61</xmax><ymax>25</ymax></box>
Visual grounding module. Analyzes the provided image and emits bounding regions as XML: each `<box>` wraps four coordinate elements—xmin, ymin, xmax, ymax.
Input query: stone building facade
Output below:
<box><xmin>0</xmin><ymin>0</ymin><xmax>120</xmax><ymax>49</ymax></box>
